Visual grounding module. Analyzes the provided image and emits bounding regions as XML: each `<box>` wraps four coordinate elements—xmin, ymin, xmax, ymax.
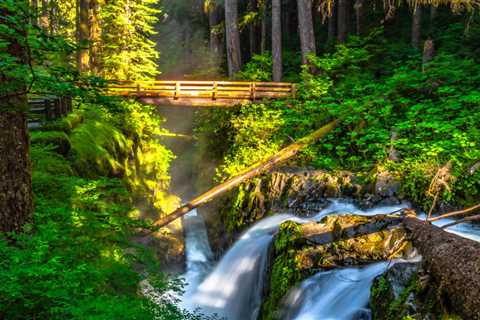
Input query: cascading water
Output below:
<box><xmin>183</xmin><ymin>214</ymin><xmax>303</xmax><ymax>320</ymax></box>
<box><xmin>180</xmin><ymin>199</ymin><xmax>480</xmax><ymax>320</ymax></box>
<box><xmin>281</xmin><ymin>262</ymin><xmax>390</xmax><ymax>320</ymax></box>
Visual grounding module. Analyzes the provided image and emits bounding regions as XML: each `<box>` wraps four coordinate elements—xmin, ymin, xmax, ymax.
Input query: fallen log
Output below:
<box><xmin>403</xmin><ymin>217</ymin><xmax>480</xmax><ymax>320</ymax></box>
<box><xmin>152</xmin><ymin>119</ymin><xmax>340</xmax><ymax>229</ymax></box>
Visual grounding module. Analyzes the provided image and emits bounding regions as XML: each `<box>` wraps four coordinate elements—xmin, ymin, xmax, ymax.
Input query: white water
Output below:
<box><xmin>283</xmin><ymin>262</ymin><xmax>389</xmax><ymax>320</ymax></box>
<box><xmin>180</xmin><ymin>199</ymin><xmax>480</xmax><ymax>320</ymax></box>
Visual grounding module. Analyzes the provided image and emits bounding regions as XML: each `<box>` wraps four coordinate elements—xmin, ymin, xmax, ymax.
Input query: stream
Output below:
<box><xmin>178</xmin><ymin>199</ymin><xmax>480</xmax><ymax>320</ymax></box>
<box><xmin>157</xmin><ymin>106</ymin><xmax>480</xmax><ymax>320</ymax></box>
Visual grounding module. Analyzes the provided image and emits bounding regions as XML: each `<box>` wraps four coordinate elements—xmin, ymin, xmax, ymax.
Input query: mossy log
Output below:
<box><xmin>152</xmin><ymin>119</ymin><xmax>340</xmax><ymax>229</ymax></box>
<box><xmin>403</xmin><ymin>217</ymin><xmax>480</xmax><ymax>320</ymax></box>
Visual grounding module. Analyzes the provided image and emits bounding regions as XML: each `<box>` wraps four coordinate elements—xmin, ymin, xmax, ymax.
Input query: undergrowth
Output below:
<box><xmin>198</xmin><ymin>22</ymin><xmax>480</xmax><ymax>211</ymax></box>
<box><xmin>0</xmin><ymin>98</ymin><xmax>195</xmax><ymax>319</ymax></box>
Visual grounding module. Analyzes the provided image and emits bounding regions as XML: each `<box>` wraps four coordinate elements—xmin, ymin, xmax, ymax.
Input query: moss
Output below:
<box><xmin>30</xmin><ymin>131</ymin><xmax>71</xmax><ymax>156</ymax></box>
<box><xmin>370</xmin><ymin>273</ymin><xmax>464</xmax><ymax>320</ymax></box>
<box><xmin>41</xmin><ymin>112</ymin><xmax>84</xmax><ymax>132</ymax></box>
<box><xmin>260</xmin><ymin>221</ymin><xmax>305</xmax><ymax>320</ymax></box>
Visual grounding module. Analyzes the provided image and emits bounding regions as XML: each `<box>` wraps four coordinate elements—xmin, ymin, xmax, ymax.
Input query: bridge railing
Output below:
<box><xmin>28</xmin><ymin>96</ymin><xmax>73</xmax><ymax>128</ymax></box>
<box><xmin>107</xmin><ymin>80</ymin><xmax>297</xmax><ymax>100</ymax></box>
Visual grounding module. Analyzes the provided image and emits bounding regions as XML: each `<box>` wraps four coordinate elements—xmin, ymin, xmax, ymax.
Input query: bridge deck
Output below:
<box><xmin>108</xmin><ymin>80</ymin><xmax>296</xmax><ymax>106</ymax></box>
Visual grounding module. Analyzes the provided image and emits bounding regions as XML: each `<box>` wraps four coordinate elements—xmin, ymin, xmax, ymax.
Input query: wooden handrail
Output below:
<box><xmin>107</xmin><ymin>80</ymin><xmax>296</xmax><ymax>101</ymax></box>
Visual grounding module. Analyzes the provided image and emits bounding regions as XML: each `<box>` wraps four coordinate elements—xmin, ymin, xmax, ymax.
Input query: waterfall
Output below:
<box><xmin>183</xmin><ymin>214</ymin><xmax>302</xmax><ymax>320</ymax></box>
<box><xmin>282</xmin><ymin>262</ymin><xmax>389</xmax><ymax>320</ymax></box>
<box><xmin>180</xmin><ymin>199</ymin><xmax>480</xmax><ymax>320</ymax></box>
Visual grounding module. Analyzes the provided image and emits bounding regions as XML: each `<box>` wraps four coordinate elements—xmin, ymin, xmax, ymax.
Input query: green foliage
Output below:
<box><xmin>0</xmin><ymin>98</ymin><xmax>196</xmax><ymax>319</ymax></box>
<box><xmin>100</xmin><ymin>0</ymin><xmax>161</xmax><ymax>80</ymax></box>
<box><xmin>30</xmin><ymin>130</ymin><xmax>72</xmax><ymax>155</ymax></box>
<box><xmin>261</xmin><ymin>221</ymin><xmax>303</xmax><ymax>320</ymax></box>
<box><xmin>237</xmin><ymin>53</ymin><xmax>273</xmax><ymax>81</ymax></box>
<box><xmin>206</xmin><ymin>25</ymin><xmax>480</xmax><ymax>209</ymax></box>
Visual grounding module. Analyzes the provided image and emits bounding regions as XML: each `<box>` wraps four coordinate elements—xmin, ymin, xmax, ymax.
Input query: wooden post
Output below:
<box><xmin>136</xmin><ymin>83</ymin><xmax>141</xmax><ymax>97</ymax></box>
<box><xmin>291</xmin><ymin>84</ymin><xmax>297</xmax><ymax>99</ymax></box>
<box><xmin>251</xmin><ymin>82</ymin><xmax>256</xmax><ymax>101</ymax></box>
<box><xmin>213</xmin><ymin>81</ymin><xmax>217</xmax><ymax>100</ymax></box>
<box><xmin>174</xmin><ymin>81</ymin><xmax>180</xmax><ymax>100</ymax></box>
<box><xmin>44</xmin><ymin>99</ymin><xmax>51</xmax><ymax>121</ymax></box>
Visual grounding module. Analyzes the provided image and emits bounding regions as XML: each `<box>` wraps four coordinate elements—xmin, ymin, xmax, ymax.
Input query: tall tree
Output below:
<box><xmin>31</xmin><ymin>0</ymin><xmax>39</xmax><ymax>26</ymax></box>
<box><xmin>248</xmin><ymin>0</ymin><xmax>257</xmax><ymax>57</ymax></box>
<box><xmin>89</xmin><ymin>0</ymin><xmax>100</xmax><ymax>74</ymax></box>
<box><xmin>411</xmin><ymin>5</ymin><xmax>422</xmax><ymax>49</ymax></box>
<box><xmin>0</xmin><ymin>3</ymin><xmax>34</xmax><ymax>233</ymax></box>
<box><xmin>77</xmin><ymin>0</ymin><xmax>89</xmax><ymax>72</ymax></box>
<box><xmin>297</xmin><ymin>0</ymin><xmax>316</xmax><ymax>65</ymax></box>
<box><xmin>327</xmin><ymin>2</ymin><xmax>337</xmax><ymax>43</ymax></box>
<box><xmin>260</xmin><ymin>3</ymin><xmax>267</xmax><ymax>54</ymax></box>
<box><xmin>225</xmin><ymin>0</ymin><xmax>242</xmax><ymax>77</ymax></box>
<box><xmin>272</xmin><ymin>0</ymin><xmax>282</xmax><ymax>81</ymax></box>
<box><xmin>208</xmin><ymin>1</ymin><xmax>224</xmax><ymax>59</ymax></box>
<box><xmin>41</xmin><ymin>0</ymin><xmax>49</xmax><ymax>29</ymax></box>
<box><xmin>337</xmin><ymin>0</ymin><xmax>347</xmax><ymax>42</ymax></box>
<box><xmin>354</xmin><ymin>0</ymin><xmax>363</xmax><ymax>36</ymax></box>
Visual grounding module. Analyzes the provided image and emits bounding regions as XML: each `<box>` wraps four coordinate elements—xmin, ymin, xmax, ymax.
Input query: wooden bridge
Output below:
<box><xmin>107</xmin><ymin>80</ymin><xmax>297</xmax><ymax>106</ymax></box>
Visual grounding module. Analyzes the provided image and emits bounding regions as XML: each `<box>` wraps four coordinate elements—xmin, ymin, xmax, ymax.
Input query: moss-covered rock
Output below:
<box><xmin>260</xmin><ymin>214</ymin><xmax>412</xmax><ymax>320</ymax></box>
<box><xmin>370</xmin><ymin>262</ymin><xmax>464</xmax><ymax>320</ymax></box>
<box><xmin>30</xmin><ymin>130</ymin><xmax>71</xmax><ymax>156</ymax></box>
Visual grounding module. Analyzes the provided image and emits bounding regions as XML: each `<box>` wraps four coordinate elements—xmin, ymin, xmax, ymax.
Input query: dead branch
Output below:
<box><xmin>440</xmin><ymin>214</ymin><xmax>480</xmax><ymax>229</ymax></box>
<box><xmin>428</xmin><ymin>203</ymin><xmax>480</xmax><ymax>222</ymax></box>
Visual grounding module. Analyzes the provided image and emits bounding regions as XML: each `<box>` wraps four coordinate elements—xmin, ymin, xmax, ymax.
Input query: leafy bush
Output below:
<box><xmin>203</xmin><ymin>26</ymin><xmax>480</xmax><ymax>209</ymax></box>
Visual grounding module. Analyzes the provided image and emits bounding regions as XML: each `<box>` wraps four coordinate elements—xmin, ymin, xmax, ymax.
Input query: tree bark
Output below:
<box><xmin>411</xmin><ymin>5</ymin><xmax>422</xmax><ymax>49</ymax></box>
<box><xmin>0</xmin><ymin>5</ymin><xmax>34</xmax><ymax>234</ymax></box>
<box><xmin>41</xmin><ymin>0</ymin><xmax>49</xmax><ymax>29</ymax></box>
<box><xmin>261</xmin><ymin>5</ymin><xmax>267</xmax><ymax>54</ymax></box>
<box><xmin>77</xmin><ymin>0</ymin><xmax>90</xmax><ymax>72</ymax></box>
<box><xmin>429</xmin><ymin>5</ymin><xmax>437</xmax><ymax>35</ymax></box>
<box><xmin>225</xmin><ymin>0</ymin><xmax>242</xmax><ymax>77</ymax></box>
<box><xmin>209</xmin><ymin>3</ymin><xmax>224</xmax><ymax>59</ymax></box>
<box><xmin>327</xmin><ymin>2</ymin><xmax>337</xmax><ymax>43</ymax></box>
<box><xmin>152</xmin><ymin>119</ymin><xmax>340</xmax><ymax>229</ymax></box>
<box><xmin>272</xmin><ymin>0</ymin><xmax>282</xmax><ymax>81</ymax></box>
<box><xmin>354</xmin><ymin>0</ymin><xmax>363</xmax><ymax>36</ymax></box>
<box><xmin>297</xmin><ymin>0</ymin><xmax>316</xmax><ymax>65</ymax></box>
<box><xmin>337</xmin><ymin>0</ymin><xmax>348</xmax><ymax>43</ymax></box>
<box><xmin>31</xmin><ymin>0</ymin><xmax>39</xmax><ymax>26</ymax></box>
<box><xmin>403</xmin><ymin>218</ymin><xmax>480</xmax><ymax>319</ymax></box>
<box><xmin>89</xmin><ymin>0</ymin><xmax>100</xmax><ymax>75</ymax></box>
<box><xmin>249</xmin><ymin>0</ymin><xmax>257</xmax><ymax>58</ymax></box>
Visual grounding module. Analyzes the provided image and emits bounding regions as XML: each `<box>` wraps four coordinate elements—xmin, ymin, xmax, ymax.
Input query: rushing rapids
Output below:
<box><xmin>178</xmin><ymin>199</ymin><xmax>480</xmax><ymax>320</ymax></box>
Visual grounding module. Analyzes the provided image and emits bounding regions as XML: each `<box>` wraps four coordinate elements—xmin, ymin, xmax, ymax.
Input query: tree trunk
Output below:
<box><xmin>0</xmin><ymin>5</ymin><xmax>34</xmax><ymax>234</ymax></box>
<box><xmin>249</xmin><ymin>0</ymin><xmax>257</xmax><ymax>58</ymax></box>
<box><xmin>354</xmin><ymin>0</ymin><xmax>363</xmax><ymax>36</ymax></box>
<box><xmin>89</xmin><ymin>0</ymin><xmax>100</xmax><ymax>75</ymax></box>
<box><xmin>209</xmin><ymin>3</ymin><xmax>224</xmax><ymax>59</ymax></box>
<box><xmin>429</xmin><ymin>5</ymin><xmax>437</xmax><ymax>35</ymax></box>
<box><xmin>272</xmin><ymin>0</ymin><xmax>282</xmax><ymax>81</ymax></box>
<box><xmin>411</xmin><ymin>5</ymin><xmax>422</xmax><ymax>49</ymax></box>
<box><xmin>297</xmin><ymin>0</ymin><xmax>316</xmax><ymax>65</ymax></box>
<box><xmin>31</xmin><ymin>0</ymin><xmax>39</xmax><ymax>26</ymax></box>
<box><xmin>225</xmin><ymin>0</ymin><xmax>242</xmax><ymax>77</ymax></box>
<box><xmin>152</xmin><ymin>119</ymin><xmax>340</xmax><ymax>229</ymax></box>
<box><xmin>327</xmin><ymin>2</ymin><xmax>336</xmax><ymax>43</ymax></box>
<box><xmin>337</xmin><ymin>0</ymin><xmax>347</xmax><ymax>43</ymax></box>
<box><xmin>41</xmin><ymin>0</ymin><xmax>49</xmax><ymax>29</ymax></box>
<box><xmin>261</xmin><ymin>5</ymin><xmax>267</xmax><ymax>54</ymax></box>
<box><xmin>77</xmin><ymin>0</ymin><xmax>90</xmax><ymax>72</ymax></box>
<box><xmin>403</xmin><ymin>218</ymin><xmax>480</xmax><ymax>319</ymax></box>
